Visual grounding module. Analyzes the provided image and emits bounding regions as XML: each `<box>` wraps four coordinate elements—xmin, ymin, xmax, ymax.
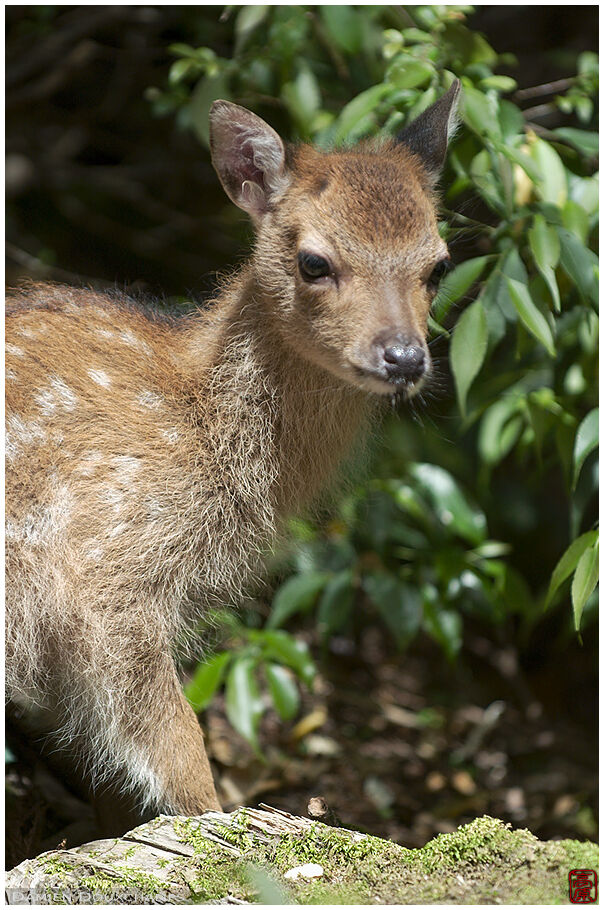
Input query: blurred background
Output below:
<box><xmin>6</xmin><ymin>5</ymin><xmax>598</xmax><ymax>866</ymax></box>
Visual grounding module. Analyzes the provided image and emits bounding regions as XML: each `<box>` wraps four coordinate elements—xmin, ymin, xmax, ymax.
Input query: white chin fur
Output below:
<box><xmin>352</xmin><ymin>372</ymin><xmax>427</xmax><ymax>398</ymax></box>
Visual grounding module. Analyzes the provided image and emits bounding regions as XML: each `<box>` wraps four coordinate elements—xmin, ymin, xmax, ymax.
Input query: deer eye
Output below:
<box><xmin>428</xmin><ymin>258</ymin><xmax>452</xmax><ymax>290</ymax></box>
<box><xmin>298</xmin><ymin>251</ymin><xmax>332</xmax><ymax>282</ymax></box>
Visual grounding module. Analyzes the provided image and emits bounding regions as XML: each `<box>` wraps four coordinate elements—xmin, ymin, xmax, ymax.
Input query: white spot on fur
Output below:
<box><xmin>120</xmin><ymin>329</ymin><xmax>153</xmax><ymax>355</ymax></box>
<box><xmin>6</xmin><ymin>369</ymin><xmax>17</xmax><ymax>381</ymax></box>
<box><xmin>17</xmin><ymin>327</ymin><xmax>36</xmax><ymax>339</ymax></box>
<box><xmin>35</xmin><ymin>378</ymin><xmax>77</xmax><ymax>417</ymax></box>
<box><xmin>50</xmin><ymin>377</ymin><xmax>78</xmax><ymax>411</ymax></box>
<box><xmin>6</xmin><ymin>415</ymin><xmax>47</xmax><ymax>460</ymax></box>
<box><xmin>88</xmin><ymin>369</ymin><xmax>111</xmax><ymax>388</ymax></box>
<box><xmin>92</xmin><ymin>307</ymin><xmax>112</xmax><ymax>321</ymax></box>
<box><xmin>35</xmin><ymin>388</ymin><xmax>57</xmax><ymax>416</ymax></box>
<box><xmin>87</xmin><ymin>546</ymin><xmax>104</xmax><ymax>561</ymax></box>
<box><xmin>109</xmin><ymin>522</ymin><xmax>128</xmax><ymax>538</ymax></box>
<box><xmin>6</xmin><ymin>344</ymin><xmax>25</xmax><ymax>357</ymax></box>
<box><xmin>77</xmin><ymin>452</ymin><xmax>104</xmax><ymax>476</ymax></box>
<box><xmin>96</xmin><ymin>328</ymin><xmax>118</xmax><ymax>341</ymax></box>
<box><xmin>137</xmin><ymin>390</ymin><xmax>164</xmax><ymax>409</ymax></box>
<box><xmin>112</xmin><ymin>455</ymin><xmax>141</xmax><ymax>475</ymax></box>
<box><xmin>163</xmin><ymin>428</ymin><xmax>179</xmax><ymax>444</ymax></box>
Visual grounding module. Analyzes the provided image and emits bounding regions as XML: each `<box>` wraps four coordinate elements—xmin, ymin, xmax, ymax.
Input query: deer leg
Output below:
<box><xmin>92</xmin><ymin>683</ymin><xmax>220</xmax><ymax>834</ymax></box>
<box><xmin>54</xmin><ymin>631</ymin><xmax>221</xmax><ymax>832</ymax></box>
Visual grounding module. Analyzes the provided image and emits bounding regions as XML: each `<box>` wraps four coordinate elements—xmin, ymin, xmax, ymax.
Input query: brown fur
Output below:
<box><xmin>5</xmin><ymin>87</ymin><xmax>459</xmax><ymax>826</ymax></box>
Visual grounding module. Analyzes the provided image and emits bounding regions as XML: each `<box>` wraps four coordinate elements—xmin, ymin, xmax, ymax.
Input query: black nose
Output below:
<box><xmin>379</xmin><ymin>336</ymin><xmax>426</xmax><ymax>383</ymax></box>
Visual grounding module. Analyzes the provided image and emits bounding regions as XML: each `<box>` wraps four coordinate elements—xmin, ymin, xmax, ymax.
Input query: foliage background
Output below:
<box><xmin>6</xmin><ymin>5</ymin><xmax>598</xmax><ymax>851</ymax></box>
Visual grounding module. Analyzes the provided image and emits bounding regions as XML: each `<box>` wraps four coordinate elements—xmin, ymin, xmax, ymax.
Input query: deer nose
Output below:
<box><xmin>378</xmin><ymin>335</ymin><xmax>426</xmax><ymax>383</ymax></box>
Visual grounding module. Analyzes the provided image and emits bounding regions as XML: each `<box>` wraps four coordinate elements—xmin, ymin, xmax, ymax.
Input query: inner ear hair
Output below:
<box><xmin>209</xmin><ymin>100</ymin><xmax>289</xmax><ymax>218</ymax></box>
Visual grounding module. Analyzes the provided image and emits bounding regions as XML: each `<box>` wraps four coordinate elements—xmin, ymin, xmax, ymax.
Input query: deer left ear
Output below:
<box><xmin>396</xmin><ymin>80</ymin><xmax>461</xmax><ymax>183</ymax></box>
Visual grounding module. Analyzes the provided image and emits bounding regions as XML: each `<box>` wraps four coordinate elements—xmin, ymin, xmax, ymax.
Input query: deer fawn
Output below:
<box><xmin>6</xmin><ymin>81</ymin><xmax>460</xmax><ymax>829</ymax></box>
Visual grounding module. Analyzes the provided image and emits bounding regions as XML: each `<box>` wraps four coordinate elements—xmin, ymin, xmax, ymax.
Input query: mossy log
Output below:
<box><xmin>5</xmin><ymin>804</ymin><xmax>598</xmax><ymax>905</ymax></box>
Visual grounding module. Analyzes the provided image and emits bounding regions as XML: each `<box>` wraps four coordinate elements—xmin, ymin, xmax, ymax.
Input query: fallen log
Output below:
<box><xmin>5</xmin><ymin>804</ymin><xmax>598</xmax><ymax>904</ymax></box>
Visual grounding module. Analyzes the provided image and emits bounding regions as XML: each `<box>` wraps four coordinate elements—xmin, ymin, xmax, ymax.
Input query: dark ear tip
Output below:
<box><xmin>448</xmin><ymin>78</ymin><xmax>462</xmax><ymax>100</ymax></box>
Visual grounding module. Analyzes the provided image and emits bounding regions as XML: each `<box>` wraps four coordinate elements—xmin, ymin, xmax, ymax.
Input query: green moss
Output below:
<box><xmin>41</xmin><ymin>857</ymin><xmax>166</xmax><ymax>900</ymax></box>
<box><xmin>81</xmin><ymin>865</ymin><xmax>165</xmax><ymax>898</ymax></box>
<box><xmin>30</xmin><ymin>816</ymin><xmax>599</xmax><ymax>905</ymax></box>
<box><xmin>43</xmin><ymin>858</ymin><xmax>75</xmax><ymax>879</ymax></box>
<box><xmin>410</xmin><ymin>816</ymin><xmax>536</xmax><ymax>874</ymax></box>
<box><xmin>186</xmin><ymin>853</ymin><xmax>257</xmax><ymax>902</ymax></box>
<box><xmin>270</xmin><ymin>822</ymin><xmax>403</xmax><ymax>871</ymax></box>
<box><xmin>174</xmin><ymin>814</ymin><xmax>253</xmax><ymax>855</ymax></box>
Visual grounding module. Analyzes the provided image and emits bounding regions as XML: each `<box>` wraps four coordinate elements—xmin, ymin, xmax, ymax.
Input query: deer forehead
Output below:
<box><xmin>289</xmin><ymin>146</ymin><xmax>441</xmax><ymax>257</ymax></box>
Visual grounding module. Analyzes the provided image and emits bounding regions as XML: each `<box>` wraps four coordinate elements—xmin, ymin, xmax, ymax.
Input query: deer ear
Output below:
<box><xmin>209</xmin><ymin>101</ymin><xmax>289</xmax><ymax>218</ymax></box>
<box><xmin>396</xmin><ymin>80</ymin><xmax>461</xmax><ymax>183</ymax></box>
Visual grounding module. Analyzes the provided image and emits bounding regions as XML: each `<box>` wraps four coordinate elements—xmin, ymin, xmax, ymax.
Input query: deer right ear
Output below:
<box><xmin>396</xmin><ymin>80</ymin><xmax>461</xmax><ymax>184</ymax></box>
<box><xmin>209</xmin><ymin>101</ymin><xmax>289</xmax><ymax>219</ymax></box>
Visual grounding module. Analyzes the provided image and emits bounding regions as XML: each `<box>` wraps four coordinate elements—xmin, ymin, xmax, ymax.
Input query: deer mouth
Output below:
<box><xmin>349</xmin><ymin>364</ymin><xmax>428</xmax><ymax>398</ymax></box>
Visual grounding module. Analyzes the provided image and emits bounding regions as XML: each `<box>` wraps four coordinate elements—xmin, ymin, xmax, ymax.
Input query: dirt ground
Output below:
<box><xmin>6</xmin><ymin>615</ymin><xmax>597</xmax><ymax>872</ymax></box>
<box><xmin>205</xmin><ymin>621</ymin><xmax>598</xmax><ymax>848</ymax></box>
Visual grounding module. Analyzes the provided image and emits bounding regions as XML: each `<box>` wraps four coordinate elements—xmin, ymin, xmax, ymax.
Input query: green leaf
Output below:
<box><xmin>363</xmin><ymin>571</ymin><xmax>422</xmax><ymax>648</ymax></box>
<box><xmin>478</xmin><ymin>397</ymin><xmax>524</xmax><ymax>465</ymax></box>
<box><xmin>245</xmin><ymin>866</ymin><xmax>289</xmax><ymax>905</ymax></box>
<box><xmin>462</xmin><ymin>85</ymin><xmax>501</xmax><ymax>141</ymax></box>
<box><xmin>529</xmin><ymin>138</ymin><xmax>567</xmax><ymax>206</ymax></box>
<box><xmin>496</xmin><ymin>143</ymin><xmax>543</xmax><ymax>185</ymax></box>
<box><xmin>469</xmin><ymin>149</ymin><xmax>504</xmax><ymax>212</ymax></box>
<box><xmin>320</xmin><ymin>5</ymin><xmax>364</xmax><ymax>54</ymax></box>
<box><xmin>561</xmin><ymin>200</ymin><xmax>589</xmax><ymax>244</ymax></box>
<box><xmin>497</xmin><ymin>100</ymin><xmax>525</xmax><ymax>142</ymax></box>
<box><xmin>252</xmin><ymin>630</ymin><xmax>316</xmax><ymax>687</ymax></box>
<box><xmin>169</xmin><ymin>58</ymin><xmax>199</xmax><ymax>86</ymax></box>
<box><xmin>450</xmin><ymin>299</ymin><xmax>488</xmax><ymax>416</ymax></box>
<box><xmin>528</xmin><ymin>215</ymin><xmax>561</xmax><ymax>311</ymax></box>
<box><xmin>234</xmin><ymin>5</ymin><xmax>269</xmax><ymax>51</ymax></box>
<box><xmin>553</xmin><ymin>127</ymin><xmax>599</xmax><ymax>156</ymax></box>
<box><xmin>528</xmin><ymin>215</ymin><xmax>561</xmax><ymax>270</ymax></box>
<box><xmin>569</xmin><ymin>174</ymin><xmax>599</xmax><ymax>216</ymax></box>
<box><xmin>480</xmin><ymin>75</ymin><xmax>517</xmax><ymax>93</ymax></box>
<box><xmin>423</xmin><ymin>602</ymin><xmax>462</xmax><ymax>662</ymax></box>
<box><xmin>545</xmin><ymin>530</ymin><xmax>598</xmax><ymax>608</ymax></box>
<box><xmin>432</xmin><ymin>256</ymin><xmax>489</xmax><ymax>323</ymax></box>
<box><xmin>225</xmin><ymin>656</ymin><xmax>264</xmax><ymax>749</ymax></box>
<box><xmin>505</xmin><ymin>278</ymin><xmax>555</xmax><ymax>356</ymax></box>
<box><xmin>571</xmin><ymin>539</ymin><xmax>599</xmax><ymax>631</ymax></box>
<box><xmin>409</xmin><ymin>463</ymin><xmax>487</xmax><ymax>545</ymax></box>
<box><xmin>189</xmin><ymin>73</ymin><xmax>231</xmax><ymax>148</ymax></box>
<box><xmin>387</xmin><ymin>57</ymin><xmax>434</xmax><ymax>90</ymax></box>
<box><xmin>317</xmin><ymin>570</ymin><xmax>355</xmax><ymax>639</ymax></box>
<box><xmin>578</xmin><ymin>50</ymin><xmax>599</xmax><ymax>76</ymax></box>
<box><xmin>573</xmin><ymin>408</ymin><xmax>599</xmax><ymax>489</ymax></box>
<box><xmin>557</xmin><ymin>228</ymin><xmax>599</xmax><ymax>305</ymax></box>
<box><xmin>265</xmin><ymin>663</ymin><xmax>300</xmax><ymax>720</ymax></box>
<box><xmin>185</xmin><ymin>651</ymin><xmax>232</xmax><ymax>712</ymax></box>
<box><xmin>332</xmin><ymin>84</ymin><xmax>390</xmax><ymax>145</ymax></box>
<box><xmin>267</xmin><ymin>571</ymin><xmax>329</xmax><ymax>629</ymax></box>
<box><xmin>168</xmin><ymin>43</ymin><xmax>198</xmax><ymax>58</ymax></box>
<box><xmin>282</xmin><ymin>66</ymin><xmax>321</xmax><ymax>132</ymax></box>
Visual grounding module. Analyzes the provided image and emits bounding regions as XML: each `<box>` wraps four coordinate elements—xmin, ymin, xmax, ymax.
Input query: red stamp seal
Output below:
<box><xmin>569</xmin><ymin>869</ymin><xmax>598</xmax><ymax>903</ymax></box>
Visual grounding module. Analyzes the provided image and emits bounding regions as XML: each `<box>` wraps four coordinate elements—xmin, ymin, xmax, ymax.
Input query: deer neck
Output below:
<box><xmin>185</xmin><ymin>268</ymin><xmax>374</xmax><ymax>519</ymax></box>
